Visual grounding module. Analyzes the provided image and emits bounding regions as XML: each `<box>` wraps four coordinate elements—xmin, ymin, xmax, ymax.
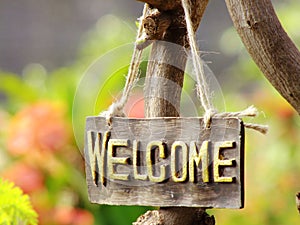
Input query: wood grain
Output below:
<box><xmin>85</xmin><ymin>116</ymin><xmax>245</xmax><ymax>208</ymax></box>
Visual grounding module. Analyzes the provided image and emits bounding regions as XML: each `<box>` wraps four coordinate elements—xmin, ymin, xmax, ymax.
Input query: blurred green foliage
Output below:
<box><xmin>0</xmin><ymin>1</ymin><xmax>300</xmax><ymax>224</ymax></box>
<box><xmin>0</xmin><ymin>15</ymin><xmax>151</xmax><ymax>225</ymax></box>
<box><xmin>0</xmin><ymin>178</ymin><xmax>38</xmax><ymax>225</ymax></box>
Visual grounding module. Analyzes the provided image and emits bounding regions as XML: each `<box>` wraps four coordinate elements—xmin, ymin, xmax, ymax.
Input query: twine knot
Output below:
<box><xmin>204</xmin><ymin>109</ymin><xmax>218</xmax><ymax>128</ymax></box>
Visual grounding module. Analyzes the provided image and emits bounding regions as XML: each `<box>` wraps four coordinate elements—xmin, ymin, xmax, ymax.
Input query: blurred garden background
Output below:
<box><xmin>0</xmin><ymin>0</ymin><xmax>299</xmax><ymax>224</ymax></box>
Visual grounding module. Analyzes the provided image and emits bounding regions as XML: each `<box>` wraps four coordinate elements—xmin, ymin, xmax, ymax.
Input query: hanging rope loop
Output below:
<box><xmin>100</xmin><ymin>1</ymin><xmax>268</xmax><ymax>134</ymax></box>
<box><xmin>100</xmin><ymin>4</ymin><xmax>150</xmax><ymax>126</ymax></box>
<box><xmin>181</xmin><ymin>0</ymin><xmax>268</xmax><ymax>134</ymax></box>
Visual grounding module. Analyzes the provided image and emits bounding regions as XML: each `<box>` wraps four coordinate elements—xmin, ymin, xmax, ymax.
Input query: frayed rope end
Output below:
<box><xmin>244</xmin><ymin>123</ymin><xmax>269</xmax><ymax>135</ymax></box>
<box><xmin>205</xmin><ymin>106</ymin><xmax>268</xmax><ymax>135</ymax></box>
<box><xmin>239</xmin><ymin>105</ymin><xmax>258</xmax><ymax>117</ymax></box>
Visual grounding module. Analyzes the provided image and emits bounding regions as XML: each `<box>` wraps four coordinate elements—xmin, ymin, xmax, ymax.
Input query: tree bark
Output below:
<box><xmin>134</xmin><ymin>0</ymin><xmax>215</xmax><ymax>224</ymax></box>
<box><xmin>225</xmin><ymin>0</ymin><xmax>300</xmax><ymax>114</ymax></box>
<box><xmin>137</xmin><ymin>0</ymin><xmax>183</xmax><ymax>11</ymax></box>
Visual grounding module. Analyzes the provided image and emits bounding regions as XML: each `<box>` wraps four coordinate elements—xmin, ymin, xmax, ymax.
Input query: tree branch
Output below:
<box><xmin>137</xmin><ymin>0</ymin><xmax>182</xmax><ymax>11</ymax></box>
<box><xmin>225</xmin><ymin>0</ymin><xmax>300</xmax><ymax>114</ymax></box>
<box><xmin>134</xmin><ymin>0</ymin><xmax>215</xmax><ymax>224</ymax></box>
<box><xmin>141</xmin><ymin>0</ymin><xmax>209</xmax><ymax>118</ymax></box>
<box><xmin>134</xmin><ymin>208</ymin><xmax>215</xmax><ymax>225</ymax></box>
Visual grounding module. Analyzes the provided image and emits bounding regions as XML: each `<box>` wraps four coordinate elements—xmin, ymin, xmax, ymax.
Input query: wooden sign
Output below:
<box><xmin>84</xmin><ymin>117</ymin><xmax>244</xmax><ymax>208</ymax></box>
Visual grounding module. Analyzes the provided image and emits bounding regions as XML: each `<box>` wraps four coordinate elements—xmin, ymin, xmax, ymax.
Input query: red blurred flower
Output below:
<box><xmin>7</xmin><ymin>101</ymin><xmax>70</xmax><ymax>156</ymax></box>
<box><xmin>54</xmin><ymin>207</ymin><xmax>94</xmax><ymax>225</ymax></box>
<box><xmin>1</xmin><ymin>162</ymin><xmax>44</xmax><ymax>194</ymax></box>
<box><xmin>251</xmin><ymin>89</ymin><xmax>296</xmax><ymax>119</ymax></box>
<box><xmin>124</xmin><ymin>92</ymin><xmax>144</xmax><ymax>118</ymax></box>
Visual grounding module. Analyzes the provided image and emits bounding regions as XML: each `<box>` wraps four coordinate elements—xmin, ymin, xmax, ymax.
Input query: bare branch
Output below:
<box><xmin>137</xmin><ymin>0</ymin><xmax>182</xmax><ymax>11</ymax></box>
<box><xmin>225</xmin><ymin>0</ymin><xmax>300</xmax><ymax>114</ymax></box>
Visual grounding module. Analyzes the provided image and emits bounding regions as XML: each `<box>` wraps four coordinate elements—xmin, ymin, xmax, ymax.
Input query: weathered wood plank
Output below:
<box><xmin>84</xmin><ymin>117</ymin><xmax>244</xmax><ymax>208</ymax></box>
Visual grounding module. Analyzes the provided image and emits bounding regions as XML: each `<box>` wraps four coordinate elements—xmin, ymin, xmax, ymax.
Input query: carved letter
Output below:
<box><xmin>171</xmin><ymin>141</ymin><xmax>188</xmax><ymax>182</ymax></box>
<box><xmin>189</xmin><ymin>141</ymin><xmax>209</xmax><ymax>183</ymax></box>
<box><xmin>214</xmin><ymin>141</ymin><xmax>236</xmax><ymax>183</ymax></box>
<box><xmin>107</xmin><ymin>139</ymin><xmax>130</xmax><ymax>181</ymax></box>
<box><xmin>133</xmin><ymin>140</ymin><xmax>147</xmax><ymax>180</ymax></box>
<box><xmin>86</xmin><ymin>131</ymin><xmax>109</xmax><ymax>186</ymax></box>
<box><xmin>146</xmin><ymin>141</ymin><xmax>166</xmax><ymax>182</ymax></box>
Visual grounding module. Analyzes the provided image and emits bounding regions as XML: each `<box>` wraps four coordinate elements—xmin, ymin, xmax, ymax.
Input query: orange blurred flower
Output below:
<box><xmin>251</xmin><ymin>89</ymin><xmax>296</xmax><ymax>119</ymax></box>
<box><xmin>1</xmin><ymin>162</ymin><xmax>44</xmax><ymax>194</ymax></box>
<box><xmin>7</xmin><ymin>101</ymin><xmax>70</xmax><ymax>156</ymax></box>
<box><xmin>53</xmin><ymin>207</ymin><xmax>94</xmax><ymax>225</ymax></box>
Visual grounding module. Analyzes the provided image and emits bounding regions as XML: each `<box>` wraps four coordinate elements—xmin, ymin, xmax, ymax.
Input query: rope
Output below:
<box><xmin>182</xmin><ymin>0</ymin><xmax>214</xmax><ymax>114</ymax></box>
<box><xmin>181</xmin><ymin>0</ymin><xmax>268</xmax><ymax>134</ymax></box>
<box><xmin>100</xmin><ymin>4</ymin><xmax>150</xmax><ymax>126</ymax></box>
<box><xmin>100</xmin><ymin>1</ymin><xmax>268</xmax><ymax>134</ymax></box>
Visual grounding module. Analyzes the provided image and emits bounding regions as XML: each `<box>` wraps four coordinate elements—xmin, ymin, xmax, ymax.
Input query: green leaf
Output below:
<box><xmin>0</xmin><ymin>178</ymin><xmax>38</xmax><ymax>225</ymax></box>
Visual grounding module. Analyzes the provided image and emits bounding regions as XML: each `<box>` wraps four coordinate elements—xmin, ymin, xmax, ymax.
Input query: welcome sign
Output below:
<box><xmin>84</xmin><ymin>117</ymin><xmax>244</xmax><ymax>208</ymax></box>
